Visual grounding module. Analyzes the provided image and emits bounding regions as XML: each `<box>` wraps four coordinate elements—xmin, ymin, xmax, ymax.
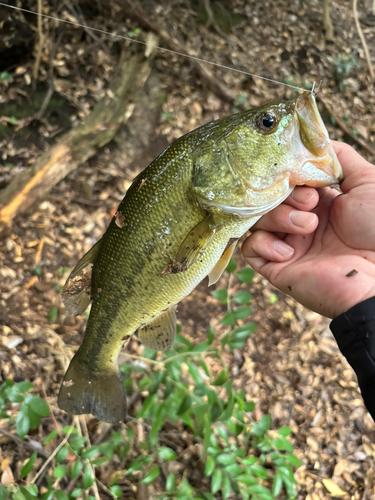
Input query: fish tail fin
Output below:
<box><xmin>58</xmin><ymin>350</ymin><xmax>127</xmax><ymax>424</ymax></box>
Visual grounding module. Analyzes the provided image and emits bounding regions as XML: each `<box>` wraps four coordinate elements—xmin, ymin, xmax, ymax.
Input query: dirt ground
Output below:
<box><xmin>1</xmin><ymin>0</ymin><xmax>375</xmax><ymax>498</ymax></box>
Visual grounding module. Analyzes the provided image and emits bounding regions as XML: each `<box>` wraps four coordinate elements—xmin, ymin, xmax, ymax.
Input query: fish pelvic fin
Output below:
<box><xmin>161</xmin><ymin>214</ymin><xmax>218</xmax><ymax>275</ymax></box>
<box><xmin>138</xmin><ymin>305</ymin><xmax>177</xmax><ymax>351</ymax></box>
<box><xmin>58</xmin><ymin>351</ymin><xmax>127</xmax><ymax>424</ymax></box>
<box><xmin>62</xmin><ymin>238</ymin><xmax>102</xmax><ymax>316</ymax></box>
<box><xmin>208</xmin><ymin>238</ymin><xmax>238</xmax><ymax>286</ymax></box>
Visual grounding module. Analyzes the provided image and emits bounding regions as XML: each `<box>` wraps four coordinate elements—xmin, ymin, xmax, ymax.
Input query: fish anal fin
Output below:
<box><xmin>58</xmin><ymin>351</ymin><xmax>126</xmax><ymax>424</ymax></box>
<box><xmin>62</xmin><ymin>238</ymin><xmax>102</xmax><ymax>316</ymax></box>
<box><xmin>161</xmin><ymin>214</ymin><xmax>218</xmax><ymax>276</ymax></box>
<box><xmin>208</xmin><ymin>238</ymin><xmax>238</xmax><ymax>286</ymax></box>
<box><xmin>139</xmin><ymin>306</ymin><xmax>177</xmax><ymax>351</ymax></box>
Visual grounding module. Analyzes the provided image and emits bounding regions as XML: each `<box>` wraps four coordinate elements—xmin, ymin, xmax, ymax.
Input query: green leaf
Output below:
<box><xmin>236</xmin><ymin>474</ymin><xmax>258</xmax><ymax>485</ymax></box>
<box><xmin>285</xmin><ymin>454</ymin><xmax>301</xmax><ymax>467</ymax></box>
<box><xmin>236</xmin><ymin>267</ymin><xmax>254</xmax><ymax>283</ymax></box>
<box><xmin>243</xmin><ymin>401</ymin><xmax>255</xmax><ymax>412</ymax></box>
<box><xmin>53</xmin><ymin>466</ymin><xmax>69</xmax><ymax>479</ymax></box>
<box><xmin>219</xmin><ymin>311</ymin><xmax>235</xmax><ymax>326</ymax></box>
<box><xmin>157</xmin><ymin>447</ymin><xmax>177</xmax><ymax>461</ymax></box>
<box><xmin>242</xmin><ymin>456</ymin><xmax>257</xmax><ymax>466</ymax></box>
<box><xmin>203</xmin><ymin>415</ymin><xmax>212</xmax><ymax>454</ymax></box>
<box><xmin>62</xmin><ymin>426</ymin><xmax>78</xmax><ymax>435</ymax></box>
<box><xmin>233</xmin><ymin>323</ymin><xmax>257</xmax><ymax>337</ymax></box>
<box><xmin>226</xmin><ymin>259</ymin><xmax>237</xmax><ymax>274</ymax></box>
<box><xmin>109</xmin><ymin>486</ymin><xmax>122</xmax><ymax>498</ymax></box>
<box><xmin>216</xmin><ymin>454</ymin><xmax>235</xmax><ymax>466</ymax></box>
<box><xmin>26</xmin><ymin>405</ymin><xmax>41</xmax><ymax>430</ymax></box>
<box><xmin>82</xmin><ymin>446</ymin><xmax>100</xmax><ymax>460</ymax></box>
<box><xmin>11</xmin><ymin>490</ymin><xmax>26</xmax><ymax>500</ymax></box>
<box><xmin>56</xmin><ymin>446</ymin><xmax>69</xmax><ymax>463</ymax></box>
<box><xmin>83</xmin><ymin>466</ymin><xmax>94</xmax><ymax>489</ymax></box>
<box><xmin>233</xmin><ymin>306</ymin><xmax>252</xmax><ymax>320</ymax></box>
<box><xmin>210</xmin><ymin>289</ymin><xmax>228</xmax><ymax>304</ymax></box>
<box><xmin>272</xmin><ymin>472</ymin><xmax>283</xmax><ymax>497</ymax></box>
<box><xmin>224</xmin><ymin>463</ymin><xmax>242</xmax><ymax>477</ymax></box>
<box><xmin>166</xmin><ymin>473</ymin><xmax>176</xmax><ymax>492</ymax></box>
<box><xmin>278</xmin><ymin>426</ymin><xmax>292</xmax><ymax>437</ymax></box>
<box><xmin>211</xmin><ymin>468</ymin><xmax>222</xmax><ymax>494</ymax></box>
<box><xmin>47</xmin><ymin>307</ymin><xmax>58</xmax><ymax>323</ymax></box>
<box><xmin>141</xmin><ymin>465</ymin><xmax>160</xmax><ymax>485</ymax></box>
<box><xmin>211</xmin><ymin>369</ymin><xmax>229</xmax><ymax>386</ymax></box>
<box><xmin>71</xmin><ymin>460</ymin><xmax>83</xmax><ymax>480</ymax></box>
<box><xmin>269</xmin><ymin>293</ymin><xmax>278</xmax><ymax>304</ymax></box>
<box><xmin>252</xmin><ymin>414</ymin><xmax>271</xmax><ymax>437</ymax></box>
<box><xmin>222</xmin><ymin>474</ymin><xmax>231</xmax><ymax>500</ymax></box>
<box><xmin>69</xmin><ymin>436</ymin><xmax>85</xmax><ymax>453</ymax></box>
<box><xmin>43</xmin><ymin>430</ymin><xmax>58</xmax><ymax>444</ymax></box>
<box><xmin>250</xmin><ymin>464</ymin><xmax>268</xmax><ymax>479</ymax></box>
<box><xmin>233</xmin><ymin>291</ymin><xmax>252</xmax><ymax>304</ymax></box>
<box><xmin>273</xmin><ymin>437</ymin><xmax>294</xmax><ymax>452</ymax></box>
<box><xmin>176</xmin><ymin>395</ymin><xmax>192</xmax><ymax>416</ymax></box>
<box><xmin>25</xmin><ymin>395</ymin><xmax>50</xmax><ymax>417</ymax></box>
<box><xmin>205</xmin><ymin>456</ymin><xmax>215</xmax><ymax>477</ymax></box>
<box><xmin>16</xmin><ymin>405</ymin><xmax>30</xmax><ymax>438</ymax></box>
<box><xmin>54</xmin><ymin>491</ymin><xmax>69</xmax><ymax>500</ymax></box>
<box><xmin>21</xmin><ymin>452</ymin><xmax>37</xmax><ymax>478</ymax></box>
<box><xmin>26</xmin><ymin>485</ymin><xmax>37</xmax><ymax>497</ymax></box>
<box><xmin>0</xmin><ymin>486</ymin><xmax>7</xmax><ymax>500</ymax></box>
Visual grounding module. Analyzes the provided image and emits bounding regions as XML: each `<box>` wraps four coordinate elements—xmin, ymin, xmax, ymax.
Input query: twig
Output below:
<box><xmin>31</xmin><ymin>427</ymin><xmax>74</xmax><ymax>484</ymax></box>
<box><xmin>79</xmin><ymin>416</ymin><xmax>101</xmax><ymax>500</ymax></box>
<box><xmin>353</xmin><ymin>0</ymin><xmax>374</xmax><ymax>81</ymax></box>
<box><xmin>319</xmin><ymin>95</ymin><xmax>375</xmax><ymax>157</ymax></box>
<box><xmin>0</xmin><ymin>428</ymin><xmax>48</xmax><ymax>459</ymax></box>
<box><xmin>33</xmin><ymin>0</ymin><xmax>45</xmax><ymax>89</ymax></box>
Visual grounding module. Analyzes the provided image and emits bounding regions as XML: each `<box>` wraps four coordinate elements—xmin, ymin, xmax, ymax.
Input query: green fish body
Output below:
<box><xmin>59</xmin><ymin>92</ymin><xmax>342</xmax><ymax>423</ymax></box>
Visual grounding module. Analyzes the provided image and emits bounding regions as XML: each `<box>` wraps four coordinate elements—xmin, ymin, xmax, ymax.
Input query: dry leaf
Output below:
<box><xmin>322</xmin><ymin>478</ymin><xmax>348</xmax><ymax>497</ymax></box>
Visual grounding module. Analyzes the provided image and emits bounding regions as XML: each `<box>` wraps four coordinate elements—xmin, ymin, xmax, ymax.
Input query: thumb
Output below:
<box><xmin>333</xmin><ymin>141</ymin><xmax>375</xmax><ymax>193</ymax></box>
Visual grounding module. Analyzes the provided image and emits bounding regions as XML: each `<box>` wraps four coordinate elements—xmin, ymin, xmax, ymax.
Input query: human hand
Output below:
<box><xmin>241</xmin><ymin>141</ymin><xmax>375</xmax><ymax>319</ymax></box>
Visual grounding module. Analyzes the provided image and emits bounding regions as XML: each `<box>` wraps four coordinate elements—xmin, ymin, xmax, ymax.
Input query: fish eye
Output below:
<box><xmin>256</xmin><ymin>113</ymin><xmax>277</xmax><ymax>133</ymax></box>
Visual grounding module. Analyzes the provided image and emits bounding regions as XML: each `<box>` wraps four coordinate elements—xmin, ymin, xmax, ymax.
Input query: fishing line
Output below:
<box><xmin>0</xmin><ymin>2</ymin><xmax>306</xmax><ymax>91</ymax></box>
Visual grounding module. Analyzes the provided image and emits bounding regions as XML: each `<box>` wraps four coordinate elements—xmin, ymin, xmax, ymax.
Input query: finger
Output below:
<box><xmin>251</xmin><ymin>204</ymin><xmax>318</xmax><ymax>234</ymax></box>
<box><xmin>332</xmin><ymin>141</ymin><xmax>375</xmax><ymax>192</ymax></box>
<box><xmin>242</xmin><ymin>230</ymin><xmax>294</xmax><ymax>263</ymax></box>
<box><xmin>285</xmin><ymin>186</ymin><xmax>319</xmax><ymax>209</ymax></box>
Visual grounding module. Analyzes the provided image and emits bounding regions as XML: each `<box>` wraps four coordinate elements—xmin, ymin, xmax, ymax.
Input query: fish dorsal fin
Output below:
<box><xmin>62</xmin><ymin>238</ymin><xmax>102</xmax><ymax>316</ymax></box>
<box><xmin>138</xmin><ymin>306</ymin><xmax>177</xmax><ymax>351</ymax></box>
<box><xmin>161</xmin><ymin>214</ymin><xmax>218</xmax><ymax>275</ymax></box>
<box><xmin>208</xmin><ymin>239</ymin><xmax>238</xmax><ymax>286</ymax></box>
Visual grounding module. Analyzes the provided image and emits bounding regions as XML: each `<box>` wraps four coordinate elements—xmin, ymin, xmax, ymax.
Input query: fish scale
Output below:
<box><xmin>58</xmin><ymin>92</ymin><xmax>342</xmax><ymax>423</ymax></box>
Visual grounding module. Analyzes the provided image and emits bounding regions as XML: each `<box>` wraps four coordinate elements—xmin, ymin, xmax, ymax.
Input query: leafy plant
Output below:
<box><xmin>0</xmin><ymin>263</ymin><xmax>301</xmax><ymax>499</ymax></box>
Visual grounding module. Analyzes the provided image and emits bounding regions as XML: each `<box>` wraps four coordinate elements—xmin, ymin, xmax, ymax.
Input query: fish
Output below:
<box><xmin>58</xmin><ymin>91</ymin><xmax>342</xmax><ymax>423</ymax></box>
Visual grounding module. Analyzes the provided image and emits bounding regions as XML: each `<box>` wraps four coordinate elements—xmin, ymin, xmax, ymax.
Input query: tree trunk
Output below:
<box><xmin>0</xmin><ymin>42</ymin><xmax>154</xmax><ymax>224</ymax></box>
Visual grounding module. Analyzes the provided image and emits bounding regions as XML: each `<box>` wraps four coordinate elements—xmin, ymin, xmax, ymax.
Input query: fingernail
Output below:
<box><xmin>246</xmin><ymin>257</ymin><xmax>267</xmax><ymax>270</ymax></box>
<box><xmin>273</xmin><ymin>240</ymin><xmax>294</xmax><ymax>257</ymax></box>
<box><xmin>291</xmin><ymin>188</ymin><xmax>314</xmax><ymax>204</ymax></box>
<box><xmin>289</xmin><ymin>210</ymin><xmax>316</xmax><ymax>228</ymax></box>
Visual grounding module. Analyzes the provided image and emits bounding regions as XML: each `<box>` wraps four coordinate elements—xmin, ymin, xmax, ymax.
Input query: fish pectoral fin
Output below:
<box><xmin>138</xmin><ymin>306</ymin><xmax>177</xmax><ymax>351</ymax></box>
<box><xmin>62</xmin><ymin>238</ymin><xmax>102</xmax><ymax>316</ymax></box>
<box><xmin>161</xmin><ymin>214</ymin><xmax>218</xmax><ymax>275</ymax></box>
<box><xmin>208</xmin><ymin>238</ymin><xmax>238</xmax><ymax>286</ymax></box>
<box><xmin>58</xmin><ymin>350</ymin><xmax>127</xmax><ymax>424</ymax></box>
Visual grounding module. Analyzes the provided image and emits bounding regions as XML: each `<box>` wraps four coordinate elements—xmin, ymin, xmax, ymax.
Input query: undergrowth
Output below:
<box><xmin>0</xmin><ymin>261</ymin><xmax>300</xmax><ymax>500</ymax></box>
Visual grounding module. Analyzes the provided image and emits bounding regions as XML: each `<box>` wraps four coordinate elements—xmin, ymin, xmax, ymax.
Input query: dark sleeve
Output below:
<box><xmin>330</xmin><ymin>295</ymin><xmax>375</xmax><ymax>421</ymax></box>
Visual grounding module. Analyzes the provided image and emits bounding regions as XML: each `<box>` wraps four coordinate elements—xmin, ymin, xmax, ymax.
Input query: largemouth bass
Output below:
<box><xmin>59</xmin><ymin>92</ymin><xmax>342</xmax><ymax>423</ymax></box>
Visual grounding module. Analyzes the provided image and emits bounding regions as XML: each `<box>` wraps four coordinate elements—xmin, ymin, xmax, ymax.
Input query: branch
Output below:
<box><xmin>353</xmin><ymin>0</ymin><xmax>374</xmax><ymax>81</ymax></box>
<box><xmin>0</xmin><ymin>41</ymin><xmax>154</xmax><ymax>224</ymax></box>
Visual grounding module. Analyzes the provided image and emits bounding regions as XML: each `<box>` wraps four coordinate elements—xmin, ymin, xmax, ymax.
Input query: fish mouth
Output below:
<box><xmin>289</xmin><ymin>91</ymin><xmax>343</xmax><ymax>186</ymax></box>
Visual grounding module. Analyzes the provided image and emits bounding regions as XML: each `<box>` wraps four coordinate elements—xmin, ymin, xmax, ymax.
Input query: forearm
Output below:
<box><xmin>330</xmin><ymin>295</ymin><xmax>375</xmax><ymax>421</ymax></box>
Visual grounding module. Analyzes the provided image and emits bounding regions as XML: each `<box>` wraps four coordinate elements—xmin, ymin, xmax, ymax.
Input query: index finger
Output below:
<box><xmin>332</xmin><ymin>141</ymin><xmax>375</xmax><ymax>193</ymax></box>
